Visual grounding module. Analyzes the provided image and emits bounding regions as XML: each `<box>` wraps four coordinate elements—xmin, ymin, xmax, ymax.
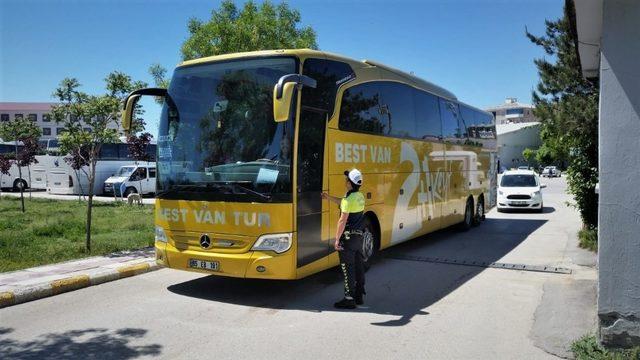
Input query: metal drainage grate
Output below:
<box><xmin>385</xmin><ymin>254</ymin><xmax>572</xmax><ymax>274</ymax></box>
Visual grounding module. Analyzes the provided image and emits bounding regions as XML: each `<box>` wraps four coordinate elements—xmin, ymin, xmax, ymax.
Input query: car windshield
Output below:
<box><xmin>117</xmin><ymin>166</ymin><xmax>136</xmax><ymax>177</ymax></box>
<box><xmin>157</xmin><ymin>57</ymin><xmax>297</xmax><ymax>203</ymax></box>
<box><xmin>501</xmin><ymin>174</ymin><xmax>538</xmax><ymax>187</ymax></box>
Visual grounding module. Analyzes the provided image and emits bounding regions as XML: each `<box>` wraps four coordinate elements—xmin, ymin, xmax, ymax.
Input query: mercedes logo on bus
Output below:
<box><xmin>199</xmin><ymin>234</ymin><xmax>211</xmax><ymax>249</ymax></box>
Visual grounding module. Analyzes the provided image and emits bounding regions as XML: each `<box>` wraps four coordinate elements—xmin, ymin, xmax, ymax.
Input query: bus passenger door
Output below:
<box><xmin>296</xmin><ymin>109</ymin><xmax>329</xmax><ymax>268</ymax></box>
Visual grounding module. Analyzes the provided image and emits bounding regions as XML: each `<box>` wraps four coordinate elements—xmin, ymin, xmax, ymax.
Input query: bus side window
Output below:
<box><xmin>339</xmin><ymin>82</ymin><xmax>385</xmax><ymax>135</ymax></box>
<box><xmin>439</xmin><ymin>98</ymin><xmax>465</xmax><ymax>145</ymax></box>
<box><xmin>414</xmin><ymin>89</ymin><xmax>442</xmax><ymax>142</ymax></box>
<box><xmin>149</xmin><ymin>168</ymin><xmax>156</xmax><ymax>178</ymax></box>
<box><xmin>378</xmin><ymin>82</ymin><xmax>416</xmax><ymax>138</ymax></box>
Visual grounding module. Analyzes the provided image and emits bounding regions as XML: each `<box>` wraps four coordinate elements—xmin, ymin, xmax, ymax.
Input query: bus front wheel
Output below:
<box><xmin>361</xmin><ymin>216</ymin><xmax>379</xmax><ymax>271</ymax></box>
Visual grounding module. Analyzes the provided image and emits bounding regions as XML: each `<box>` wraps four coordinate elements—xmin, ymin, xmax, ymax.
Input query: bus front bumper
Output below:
<box><xmin>155</xmin><ymin>241</ymin><xmax>297</xmax><ymax>280</ymax></box>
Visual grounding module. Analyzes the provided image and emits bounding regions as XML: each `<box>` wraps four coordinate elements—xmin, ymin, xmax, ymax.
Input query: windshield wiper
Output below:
<box><xmin>212</xmin><ymin>181</ymin><xmax>271</xmax><ymax>201</ymax></box>
<box><xmin>158</xmin><ymin>182</ymin><xmax>271</xmax><ymax>201</ymax></box>
<box><xmin>156</xmin><ymin>183</ymin><xmax>224</xmax><ymax>197</ymax></box>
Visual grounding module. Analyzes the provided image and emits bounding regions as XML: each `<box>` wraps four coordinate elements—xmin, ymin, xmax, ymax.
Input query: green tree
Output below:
<box><xmin>149</xmin><ymin>0</ymin><xmax>318</xmax><ymax>87</ymax></box>
<box><xmin>522</xmin><ymin>148</ymin><xmax>537</xmax><ymax>167</ymax></box>
<box><xmin>50</xmin><ymin>73</ymin><xmax>147</xmax><ymax>252</ymax></box>
<box><xmin>526</xmin><ymin>2</ymin><xmax>599</xmax><ymax>229</ymax></box>
<box><xmin>0</xmin><ymin>118</ymin><xmax>42</xmax><ymax>212</ymax></box>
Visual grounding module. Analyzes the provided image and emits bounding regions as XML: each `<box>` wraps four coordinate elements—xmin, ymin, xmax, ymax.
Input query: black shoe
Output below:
<box><xmin>355</xmin><ymin>294</ymin><xmax>364</xmax><ymax>305</ymax></box>
<box><xmin>334</xmin><ymin>298</ymin><xmax>356</xmax><ymax>309</ymax></box>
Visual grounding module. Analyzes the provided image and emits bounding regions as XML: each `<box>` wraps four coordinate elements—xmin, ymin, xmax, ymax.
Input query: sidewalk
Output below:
<box><xmin>0</xmin><ymin>248</ymin><xmax>158</xmax><ymax>308</ymax></box>
<box><xmin>0</xmin><ymin>190</ymin><xmax>155</xmax><ymax>205</ymax></box>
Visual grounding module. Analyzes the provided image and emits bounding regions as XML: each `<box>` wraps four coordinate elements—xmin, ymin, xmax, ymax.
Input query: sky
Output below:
<box><xmin>0</xmin><ymin>0</ymin><xmax>562</xmax><ymax>136</ymax></box>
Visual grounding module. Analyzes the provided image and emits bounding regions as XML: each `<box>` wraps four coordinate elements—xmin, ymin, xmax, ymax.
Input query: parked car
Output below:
<box><xmin>103</xmin><ymin>163</ymin><xmax>156</xmax><ymax>197</ymax></box>
<box><xmin>541</xmin><ymin>166</ymin><xmax>561</xmax><ymax>177</ymax></box>
<box><xmin>497</xmin><ymin>170</ymin><xmax>546</xmax><ymax>212</ymax></box>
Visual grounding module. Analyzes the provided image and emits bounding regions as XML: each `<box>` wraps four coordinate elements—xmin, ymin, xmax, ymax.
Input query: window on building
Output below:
<box><xmin>42</xmin><ymin>128</ymin><xmax>51</xmax><ymax>136</ymax></box>
<box><xmin>28</xmin><ymin>114</ymin><xmax>37</xmax><ymax>122</ymax></box>
<box><xmin>15</xmin><ymin>114</ymin><xmax>23</xmax><ymax>120</ymax></box>
<box><xmin>413</xmin><ymin>90</ymin><xmax>441</xmax><ymax>141</ymax></box>
<box><xmin>56</xmin><ymin>127</ymin><xmax>65</xmax><ymax>135</ymax></box>
<box><xmin>42</xmin><ymin>114</ymin><xmax>51</xmax><ymax>122</ymax></box>
<box><xmin>506</xmin><ymin>108</ymin><xmax>524</xmax><ymax>117</ymax></box>
<box><xmin>339</xmin><ymin>82</ymin><xmax>385</xmax><ymax>135</ymax></box>
<box><xmin>1</xmin><ymin>114</ymin><xmax>8</xmax><ymax>122</ymax></box>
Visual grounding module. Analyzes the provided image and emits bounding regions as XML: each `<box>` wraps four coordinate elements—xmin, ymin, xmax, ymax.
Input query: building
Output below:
<box><xmin>0</xmin><ymin>102</ymin><xmax>118</xmax><ymax>141</ymax></box>
<box><xmin>571</xmin><ymin>0</ymin><xmax>640</xmax><ymax>348</ymax></box>
<box><xmin>486</xmin><ymin>98</ymin><xmax>538</xmax><ymax>125</ymax></box>
<box><xmin>496</xmin><ymin>122</ymin><xmax>542</xmax><ymax>170</ymax></box>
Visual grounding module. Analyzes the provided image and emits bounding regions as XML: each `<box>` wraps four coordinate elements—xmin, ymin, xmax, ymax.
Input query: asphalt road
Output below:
<box><xmin>0</xmin><ymin>177</ymin><xmax>596</xmax><ymax>359</ymax></box>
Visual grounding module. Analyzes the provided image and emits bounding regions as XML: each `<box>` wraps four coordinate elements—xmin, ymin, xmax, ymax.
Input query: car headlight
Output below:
<box><xmin>252</xmin><ymin>233</ymin><xmax>292</xmax><ymax>254</ymax></box>
<box><xmin>531</xmin><ymin>191</ymin><xmax>541</xmax><ymax>197</ymax></box>
<box><xmin>155</xmin><ymin>226</ymin><xmax>168</xmax><ymax>243</ymax></box>
<box><xmin>498</xmin><ymin>190</ymin><xmax>504</xmax><ymax>196</ymax></box>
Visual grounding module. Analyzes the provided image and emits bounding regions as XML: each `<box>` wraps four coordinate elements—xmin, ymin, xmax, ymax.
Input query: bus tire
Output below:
<box><xmin>124</xmin><ymin>187</ymin><xmax>137</xmax><ymax>197</ymax></box>
<box><xmin>473</xmin><ymin>196</ymin><xmax>485</xmax><ymax>226</ymax></box>
<box><xmin>461</xmin><ymin>197</ymin><xmax>474</xmax><ymax>231</ymax></box>
<box><xmin>13</xmin><ymin>179</ymin><xmax>27</xmax><ymax>192</ymax></box>
<box><xmin>362</xmin><ymin>216</ymin><xmax>379</xmax><ymax>271</ymax></box>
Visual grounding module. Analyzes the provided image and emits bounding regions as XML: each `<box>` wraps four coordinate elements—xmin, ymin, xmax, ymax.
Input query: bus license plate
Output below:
<box><xmin>189</xmin><ymin>259</ymin><xmax>219</xmax><ymax>271</ymax></box>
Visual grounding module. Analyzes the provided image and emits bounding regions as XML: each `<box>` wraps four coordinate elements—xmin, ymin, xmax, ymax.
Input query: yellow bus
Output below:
<box><xmin>122</xmin><ymin>49</ymin><xmax>497</xmax><ymax>280</ymax></box>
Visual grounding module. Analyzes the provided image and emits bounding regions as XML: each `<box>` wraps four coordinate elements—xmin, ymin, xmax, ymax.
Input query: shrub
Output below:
<box><xmin>578</xmin><ymin>227</ymin><xmax>598</xmax><ymax>252</ymax></box>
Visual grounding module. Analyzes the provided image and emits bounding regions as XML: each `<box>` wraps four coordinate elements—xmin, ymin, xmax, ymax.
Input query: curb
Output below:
<box><xmin>0</xmin><ymin>260</ymin><xmax>160</xmax><ymax>309</ymax></box>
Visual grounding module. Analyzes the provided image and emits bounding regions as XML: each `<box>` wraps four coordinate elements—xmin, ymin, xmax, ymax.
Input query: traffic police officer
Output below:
<box><xmin>321</xmin><ymin>168</ymin><xmax>366</xmax><ymax>309</ymax></box>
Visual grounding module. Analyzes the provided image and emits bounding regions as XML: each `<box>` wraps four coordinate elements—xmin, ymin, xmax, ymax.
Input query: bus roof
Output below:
<box><xmin>178</xmin><ymin>49</ymin><xmax>461</xmax><ymax>103</ymax></box>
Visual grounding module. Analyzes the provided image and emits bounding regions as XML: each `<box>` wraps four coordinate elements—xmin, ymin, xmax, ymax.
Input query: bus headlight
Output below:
<box><xmin>252</xmin><ymin>233</ymin><xmax>292</xmax><ymax>254</ymax></box>
<box><xmin>155</xmin><ymin>226</ymin><xmax>168</xmax><ymax>243</ymax></box>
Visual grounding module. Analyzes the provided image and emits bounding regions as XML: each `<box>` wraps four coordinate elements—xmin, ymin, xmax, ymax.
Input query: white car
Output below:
<box><xmin>541</xmin><ymin>166</ymin><xmax>561</xmax><ymax>177</ymax></box>
<box><xmin>497</xmin><ymin>170</ymin><xmax>545</xmax><ymax>212</ymax></box>
<box><xmin>103</xmin><ymin>164</ymin><xmax>156</xmax><ymax>197</ymax></box>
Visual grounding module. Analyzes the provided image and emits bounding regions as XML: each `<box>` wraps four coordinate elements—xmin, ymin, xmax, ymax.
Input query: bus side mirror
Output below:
<box><xmin>121</xmin><ymin>88</ymin><xmax>169</xmax><ymax>133</ymax></box>
<box><xmin>121</xmin><ymin>95</ymin><xmax>141</xmax><ymax>132</ymax></box>
<box><xmin>273</xmin><ymin>74</ymin><xmax>316</xmax><ymax>122</ymax></box>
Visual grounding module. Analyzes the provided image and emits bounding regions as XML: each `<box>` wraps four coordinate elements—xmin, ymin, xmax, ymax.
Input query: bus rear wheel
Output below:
<box><xmin>473</xmin><ymin>197</ymin><xmax>485</xmax><ymax>226</ymax></box>
<box><xmin>361</xmin><ymin>217</ymin><xmax>379</xmax><ymax>271</ymax></box>
<box><xmin>13</xmin><ymin>179</ymin><xmax>27</xmax><ymax>192</ymax></box>
<box><xmin>461</xmin><ymin>197</ymin><xmax>474</xmax><ymax>231</ymax></box>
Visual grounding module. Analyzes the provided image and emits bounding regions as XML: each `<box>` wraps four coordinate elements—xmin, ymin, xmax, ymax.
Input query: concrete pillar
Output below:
<box><xmin>597</xmin><ymin>0</ymin><xmax>640</xmax><ymax>348</ymax></box>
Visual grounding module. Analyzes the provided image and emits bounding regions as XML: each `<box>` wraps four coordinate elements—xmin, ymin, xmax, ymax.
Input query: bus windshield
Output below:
<box><xmin>157</xmin><ymin>57</ymin><xmax>297</xmax><ymax>203</ymax></box>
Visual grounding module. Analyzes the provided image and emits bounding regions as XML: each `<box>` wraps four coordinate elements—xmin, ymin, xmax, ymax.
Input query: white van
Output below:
<box><xmin>103</xmin><ymin>164</ymin><xmax>156</xmax><ymax>197</ymax></box>
<box><xmin>47</xmin><ymin>143</ymin><xmax>157</xmax><ymax>195</ymax></box>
